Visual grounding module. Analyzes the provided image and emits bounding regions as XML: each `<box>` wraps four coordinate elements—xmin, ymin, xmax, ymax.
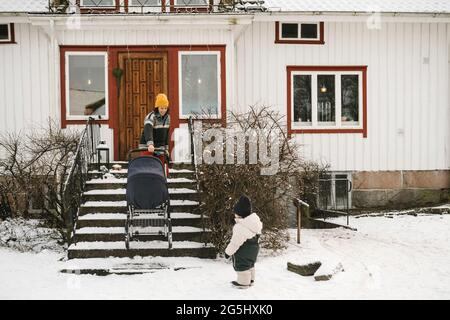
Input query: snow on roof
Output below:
<box><xmin>264</xmin><ymin>0</ymin><xmax>450</xmax><ymax>14</ymax></box>
<box><xmin>1</xmin><ymin>0</ymin><xmax>449</xmax><ymax>15</ymax></box>
<box><xmin>0</xmin><ymin>0</ymin><xmax>48</xmax><ymax>13</ymax></box>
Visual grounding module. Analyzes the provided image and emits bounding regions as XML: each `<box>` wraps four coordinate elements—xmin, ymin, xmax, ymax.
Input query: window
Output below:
<box><xmin>318</xmin><ymin>172</ymin><xmax>352</xmax><ymax>210</ymax></box>
<box><xmin>175</xmin><ymin>0</ymin><xmax>208</xmax><ymax>5</ymax></box>
<box><xmin>130</xmin><ymin>0</ymin><xmax>160</xmax><ymax>5</ymax></box>
<box><xmin>128</xmin><ymin>0</ymin><xmax>162</xmax><ymax>12</ymax></box>
<box><xmin>65</xmin><ymin>52</ymin><xmax>108</xmax><ymax>120</ymax></box>
<box><xmin>80</xmin><ymin>0</ymin><xmax>116</xmax><ymax>7</ymax></box>
<box><xmin>276</xmin><ymin>22</ymin><xmax>324</xmax><ymax>44</ymax></box>
<box><xmin>288</xmin><ymin>66</ymin><xmax>367</xmax><ymax>136</ymax></box>
<box><xmin>0</xmin><ymin>24</ymin><xmax>15</xmax><ymax>44</ymax></box>
<box><xmin>179</xmin><ymin>52</ymin><xmax>221</xmax><ymax>119</ymax></box>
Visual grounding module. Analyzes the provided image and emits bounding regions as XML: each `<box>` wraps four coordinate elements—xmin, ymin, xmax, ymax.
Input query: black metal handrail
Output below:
<box><xmin>62</xmin><ymin>117</ymin><xmax>100</xmax><ymax>244</ymax></box>
<box><xmin>188</xmin><ymin>116</ymin><xmax>207</xmax><ymax>244</ymax></box>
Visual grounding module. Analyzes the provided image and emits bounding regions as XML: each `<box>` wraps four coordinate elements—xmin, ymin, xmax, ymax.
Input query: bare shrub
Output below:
<box><xmin>0</xmin><ymin>119</ymin><xmax>80</xmax><ymax>242</ymax></box>
<box><xmin>194</xmin><ymin>106</ymin><xmax>328</xmax><ymax>252</ymax></box>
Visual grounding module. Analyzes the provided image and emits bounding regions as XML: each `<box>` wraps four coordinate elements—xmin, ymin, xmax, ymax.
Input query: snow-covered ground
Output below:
<box><xmin>0</xmin><ymin>214</ymin><xmax>449</xmax><ymax>299</ymax></box>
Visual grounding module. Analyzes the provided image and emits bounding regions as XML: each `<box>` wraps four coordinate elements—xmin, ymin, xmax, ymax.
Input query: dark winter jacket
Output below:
<box><xmin>139</xmin><ymin>111</ymin><xmax>170</xmax><ymax>151</ymax></box>
<box><xmin>225</xmin><ymin>213</ymin><xmax>263</xmax><ymax>272</ymax></box>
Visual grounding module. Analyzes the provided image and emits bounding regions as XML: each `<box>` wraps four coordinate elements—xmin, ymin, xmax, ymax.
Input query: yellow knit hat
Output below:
<box><xmin>155</xmin><ymin>93</ymin><xmax>169</xmax><ymax>108</ymax></box>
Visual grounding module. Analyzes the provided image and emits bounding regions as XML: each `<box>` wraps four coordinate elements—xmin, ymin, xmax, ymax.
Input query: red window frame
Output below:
<box><xmin>275</xmin><ymin>22</ymin><xmax>325</xmax><ymax>45</ymax></box>
<box><xmin>287</xmin><ymin>66</ymin><xmax>368</xmax><ymax>137</ymax></box>
<box><xmin>0</xmin><ymin>23</ymin><xmax>16</xmax><ymax>45</ymax></box>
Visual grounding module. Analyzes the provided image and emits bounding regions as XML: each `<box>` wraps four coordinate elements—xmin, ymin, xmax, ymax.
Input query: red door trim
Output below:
<box><xmin>60</xmin><ymin>45</ymin><xmax>227</xmax><ymax>160</ymax></box>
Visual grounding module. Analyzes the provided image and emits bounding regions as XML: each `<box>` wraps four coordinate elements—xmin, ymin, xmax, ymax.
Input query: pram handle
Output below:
<box><xmin>127</xmin><ymin>147</ymin><xmax>168</xmax><ymax>161</ymax></box>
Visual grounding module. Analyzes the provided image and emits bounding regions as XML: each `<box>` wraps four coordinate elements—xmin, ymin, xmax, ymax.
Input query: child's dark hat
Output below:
<box><xmin>233</xmin><ymin>195</ymin><xmax>252</xmax><ymax>218</ymax></box>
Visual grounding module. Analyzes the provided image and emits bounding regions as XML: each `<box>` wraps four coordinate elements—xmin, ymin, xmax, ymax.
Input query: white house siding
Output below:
<box><xmin>0</xmin><ymin>23</ymin><xmax>54</xmax><ymax>135</ymax></box>
<box><xmin>234</xmin><ymin>21</ymin><xmax>450</xmax><ymax>172</ymax></box>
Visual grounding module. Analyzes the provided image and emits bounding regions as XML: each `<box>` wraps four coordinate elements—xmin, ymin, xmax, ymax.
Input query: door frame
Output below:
<box><xmin>59</xmin><ymin>45</ymin><xmax>227</xmax><ymax>161</ymax></box>
<box><xmin>117</xmin><ymin>51</ymin><xmax>168</xmax><ymax>160</ymax></box>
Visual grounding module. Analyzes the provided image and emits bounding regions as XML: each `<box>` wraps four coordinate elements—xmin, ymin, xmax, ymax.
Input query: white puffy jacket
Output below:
<box><xmin>225</xmin><ymin>213</ymin><xmax>263</xmax><ymax>256</ymax></box>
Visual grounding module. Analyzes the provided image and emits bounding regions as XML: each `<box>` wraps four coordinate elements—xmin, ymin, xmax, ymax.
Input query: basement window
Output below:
<box><xmin>318</xmin><ymin>172</ymin><xmax>352</xmax><ymax>211</ymax></box>
<box><xmin>0</xmin><ymin>24</ymin><xmax>14</xmax><ymax>44</ymax></box>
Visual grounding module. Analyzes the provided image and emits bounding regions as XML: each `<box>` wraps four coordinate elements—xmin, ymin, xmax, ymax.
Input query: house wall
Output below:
<box><xmin>1</xmin><ymin>19</ymin><xmax>449</xmax><ymax>208</ymax></box>
<box><xmin>0</xmin><ymin>23</ymin><xmax>54</xmax><ymax>134</ymax></box>
<box><xmin>234</xmin><ymin>21</ymin><xmax>450</xmax><ymax>173</ymax></box>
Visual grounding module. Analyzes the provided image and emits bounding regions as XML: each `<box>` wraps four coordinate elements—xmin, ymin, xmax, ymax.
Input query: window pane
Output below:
<box><xmin>293</xmin><ymin>75</ymin><xmax>312</xmax><ymax>124</ymax></box>
<box><xmin>181</xmin><ymin>54</ymin><xmax>219</xmax><ymax>116</ymax></box>
<box><xmin>131</xmin><ymin>0</ymin><xmax>160</xmax><ymax>5</ymax></box>
<box><xmin>281</xmin><ymin>23</ymin><xmax>298</xmax><ymax>39</ymax></box>
<box><xmin>341</xmin><ymin>75</ymin><xmax>359</xmax><ymax>124</ymax></box>
<box><xmin>81</xmin><ymin>0</ymin><xmax>115</xmax><ymax>6</ymax></box>
<box><xmin>176</xmin><ymin>0</ymin><xmax>207</xmax><ymax>4</ymax></box>
<box><xmin>335</xmin><ymin>174</ymin><xmax>349</xmax><ymax>209</ymax></box>
<box><xmin>68</xmin><ymin>55</ymin><xmax>106</xmax><ymax>117</ymax></box>
<box><xmin>317</xmin><ymin>75</ymin><xmax>335</xmax><ymax>124</ymax></box>
<box><xmin>0</xmin><ymin>24</ymin><xmax>9</xmax><ymax>40</ymax></box>
<box><xmin>319</xmin><ymin>174</ymin><xmax>332</xmax><ymax>210</ymax></box>
<box><xmin>301</xmin><ymin>24</ymin><xmax>318</xmax><ymax>39</ymax></box>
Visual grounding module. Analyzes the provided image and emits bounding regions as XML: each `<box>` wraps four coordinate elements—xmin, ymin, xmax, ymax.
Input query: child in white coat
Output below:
<box><xmin>225</xmin><ymin>195</ymin><xmax>263</xmax><ymax>288</ymax></box>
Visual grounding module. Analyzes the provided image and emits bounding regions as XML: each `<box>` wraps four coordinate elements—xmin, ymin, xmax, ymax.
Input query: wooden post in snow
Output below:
<box><xmin>294</xmin><ymin>198</ymin><xmax>310</xmax><ymax>244</ymax></box>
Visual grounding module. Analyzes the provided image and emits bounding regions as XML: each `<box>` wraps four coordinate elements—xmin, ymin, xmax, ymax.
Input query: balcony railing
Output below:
<box><xmin>48</xmin><ymin>0</ymin><xmax>267</xmax><ymax>14</ymax></box>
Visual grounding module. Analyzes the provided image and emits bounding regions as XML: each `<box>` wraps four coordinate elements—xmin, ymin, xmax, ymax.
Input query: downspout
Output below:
<box><xmin>49</xmin><ymin>19</ymin><xmax>60</xmax><ymax>127</ymax></box>
<box><xmin>230</xmin><ymin>20</ymin><xmax>252</xmax><ymax>114</ymax></box>
<box><xmin>38</xmin><ymin>19</ymin><xmax>60</xmax><ymax>126</ymax></box>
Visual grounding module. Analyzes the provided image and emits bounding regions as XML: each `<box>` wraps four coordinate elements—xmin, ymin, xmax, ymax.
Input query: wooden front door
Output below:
<box><xmin>118</xmin><ymin>52</ymin><xmax>168</xmax><ymax>160</ymax></box>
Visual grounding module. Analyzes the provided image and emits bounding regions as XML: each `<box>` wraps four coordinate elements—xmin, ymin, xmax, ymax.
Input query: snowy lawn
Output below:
<box><xmin>0</xmin><ymin>214</ymin><xmax>449</xmax><ymax>299</ymax></box>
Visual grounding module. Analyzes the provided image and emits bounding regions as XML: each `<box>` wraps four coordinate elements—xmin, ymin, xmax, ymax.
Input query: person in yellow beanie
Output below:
<box><xmin>139</xmin><ymin>93</ymin><xmax>171</xmax><ymax>175</ymax></box>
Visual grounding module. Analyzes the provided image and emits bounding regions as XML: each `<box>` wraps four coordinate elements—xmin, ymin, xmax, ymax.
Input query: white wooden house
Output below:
<box><xmin>0</xmin><ymin>0</ymin><xmax>449</xmax><ymax>208</ymax></box>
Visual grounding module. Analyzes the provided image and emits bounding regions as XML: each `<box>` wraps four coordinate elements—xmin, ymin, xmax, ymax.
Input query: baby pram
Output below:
<box><xmin>125</xmin><ymin>148</ymin><xmax>172</xmax><ymax>250</ymax></box>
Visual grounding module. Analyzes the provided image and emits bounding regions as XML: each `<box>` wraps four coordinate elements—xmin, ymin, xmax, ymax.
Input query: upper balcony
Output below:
<box><xmin>48</xmin><ymin>0</ymin><xmax>267</xmax><ymax>14</ymax></box>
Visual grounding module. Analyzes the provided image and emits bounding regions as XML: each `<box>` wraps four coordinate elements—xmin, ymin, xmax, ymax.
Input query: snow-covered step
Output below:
<box><xmin>77</xmin><ymin>226</ymin><xmax>208</xmax><ymax>234</ymax></box>
<box><xmin>82</xmin><ymin>187</ymin><xmax>198</xmax><ymax>202</ymax></box>
<box><xmin>88</xmin><ymin>168</ymin><xmax>195</xmax><ymax>179</ymax></box>
<box><xmin>88</xmin><ymin>168</ymin><xmax>194</xmax><ymax>174</ymax></box>
<box><xmin>75</xmin><ymin>212</ymin><xmax>207</xmax><ymax>229</ymax></box>
<box><xmin>76</xmin><ymin>213</ymin><xmax>127</xmax><ymax>228</ymax></box>
<box><xmin>70</xmin><ymin>241</ymin><xmax>213</xmax><ymax>250</ymax></box>
<box><xmin>73</xmin><ymin>226</ymin><xmax>211</xmax><ymax>243</ymax></box>
<box><xmin>79</xmin><ymin>199</ymin><xmax>199</xmax><ymax>214</ymax></box>
<box><xmin>76</xmin><ymin>227</ymin><xmax>125</xmax><ymax>234</ymax></box>
<box><xmin>68</xmin><ymin>241</ymin><xmax>216</xmax><ymax>259</ymax></box>
<box><xmin>86</xmin><ymin>178</ymin><xmax>128</xmax><ymax>184</ymax></box>
<box><xmin>84</xmin><ymin>177</ymin><xmax>197</xmax><ymax>191</ymax></box>
<box><xmin>78</xmin><ymin>213</ymin><xmax>127</xmax><ymax>220</ymax></box>
<box><xmin>84</xmin><ymin>189</ymin><xmax>126</xmax><ymax>195</ymax></box>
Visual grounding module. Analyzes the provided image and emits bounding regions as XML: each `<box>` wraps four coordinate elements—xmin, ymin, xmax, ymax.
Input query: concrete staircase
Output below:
<box><xmin>68</xmin><ymin>162</ymin><xmax>216</xmax><ymax>259</ymax></box>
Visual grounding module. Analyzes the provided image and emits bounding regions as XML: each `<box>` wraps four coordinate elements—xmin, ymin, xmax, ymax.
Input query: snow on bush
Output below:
<box><xmin>0</xmin><ymin>218</ymin><xmax>64</xmax><ymax>253</ymax></box>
